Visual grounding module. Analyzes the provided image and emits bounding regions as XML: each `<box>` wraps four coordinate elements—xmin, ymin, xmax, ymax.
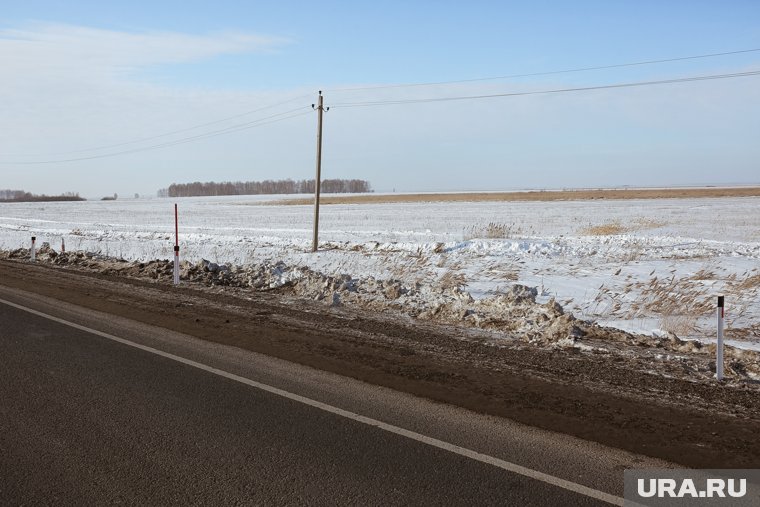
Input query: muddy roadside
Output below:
<box><xmin>1</xmin><ymin>257</ymin><xmax>759</xmax><ymax>469</ymax></box>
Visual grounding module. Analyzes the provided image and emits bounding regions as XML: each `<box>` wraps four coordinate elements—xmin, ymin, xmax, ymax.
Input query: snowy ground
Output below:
<box><xmin>1</xmin><ymin>193</ymin><xmax>758</xmax><ymax>348</ymax></box>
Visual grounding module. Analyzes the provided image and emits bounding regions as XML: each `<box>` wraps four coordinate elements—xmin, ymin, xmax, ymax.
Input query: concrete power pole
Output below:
<box><xmin>312</xmin><ymin>91</ymin><xmax>328</xmax><ymax>253</ymax></box>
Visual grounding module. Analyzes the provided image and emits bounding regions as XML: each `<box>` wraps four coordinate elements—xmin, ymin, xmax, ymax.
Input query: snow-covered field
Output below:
<box><xmin>1</xmin><ymin>194</ymin><xmax>758</xmax><ymax>347</ymax></box>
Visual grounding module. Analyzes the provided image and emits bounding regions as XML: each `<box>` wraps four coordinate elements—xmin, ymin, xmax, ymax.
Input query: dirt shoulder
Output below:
<box><xmin>266</xmin><ymin>186</ymin><xmax>760</xmax><ymax>205</ymax></box>
<box><xmin>2</xmin><ymin>258</ymin><xmax>759</xmax><ymax>468</ymax></box>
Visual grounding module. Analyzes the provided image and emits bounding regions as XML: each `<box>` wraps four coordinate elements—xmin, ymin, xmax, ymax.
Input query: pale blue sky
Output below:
<box><xmin>1</xmin><ymin>1</ymin><xmax>759</xmax><ymax>197</ymax></box>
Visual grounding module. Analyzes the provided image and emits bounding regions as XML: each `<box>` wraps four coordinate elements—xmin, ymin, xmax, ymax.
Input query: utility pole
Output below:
<box><xmin>311</xmin><ymin>91</ymin><xmax>328</xmax><ymax>252</ymax></box>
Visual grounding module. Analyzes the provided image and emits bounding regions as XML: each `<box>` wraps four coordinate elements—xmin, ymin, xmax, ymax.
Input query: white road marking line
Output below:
<box><xmin>1</xmin><ymin>296</ymin><xmax>624</xmax><ymax>505</ymax></box>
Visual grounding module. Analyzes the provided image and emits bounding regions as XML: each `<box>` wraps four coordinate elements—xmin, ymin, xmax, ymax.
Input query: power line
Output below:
<box><xmin>327</xmin><ymin>48</ymin><xmax>760</xmax><ymax>93</ymax></box>
<box><xmin>7</xmin><ymin>50</ymin><xmax>760</xmax><ymax>165</ymax></box>
<box><xmin>330</xmin><ymin>69</ymin><xmax>760</xmax><ymax>108</ymax></box>
<box><xmin>9</xmin><ymin>68</ymin><xmax>758</xmax><ymax>164</ymax></box>
<box><xmin>2</xmin><ymin>93</ymin><xmax>312</xmax><ymax>158</ymax></box>
<box><xmin>2</xmin><ymin>108</ymin><xmax>312</xmax><ymax>165</ymax></box>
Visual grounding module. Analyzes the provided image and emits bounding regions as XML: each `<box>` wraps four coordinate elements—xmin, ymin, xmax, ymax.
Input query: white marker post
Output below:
<box><xmin>30</xmin><ymin>236</ymin><xmax>36</xmax><ymax>262</ymax></box>
<box><xmin>716</xmin><ymin>295</ymin><xmax>725</xmax><ymax>381</ymax></box>
<box><xmin>173</xmin><ymin>203</ymin><xmax>180</xmax><ymax>286</ymax></box>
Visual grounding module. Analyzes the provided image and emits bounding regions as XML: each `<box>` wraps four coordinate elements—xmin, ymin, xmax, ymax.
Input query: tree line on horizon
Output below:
<box><xmin>157</xmin><ymin>178</ymin><xmax>372</xmax><ymax>198</ymax></box>
<box><xmin>0</xmin><ymin>189</ymin><xmax>84</xmax><ymax>202</ymax></box>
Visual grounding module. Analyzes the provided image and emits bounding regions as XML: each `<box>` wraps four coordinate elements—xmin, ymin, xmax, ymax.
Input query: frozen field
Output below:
<box><xmin>1</xmin><ymin>194</ymin><xmax>758</xmax><ymax>347</ymax></box>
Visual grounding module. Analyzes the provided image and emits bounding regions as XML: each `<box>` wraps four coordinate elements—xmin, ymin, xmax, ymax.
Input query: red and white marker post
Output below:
<box><xmin>173</xmin><ymin>203</ymin><xmax>180</xmax><ymax>286</ymax></box>
<box><xmin>30</xmin><ymin>236</ymin><xmax>36</xmax><ymax>261</ymax></box>
<box><xmin>716</xmin><ymin>295</ymin><xmax>725</xmax><ymax>381</ymax></box>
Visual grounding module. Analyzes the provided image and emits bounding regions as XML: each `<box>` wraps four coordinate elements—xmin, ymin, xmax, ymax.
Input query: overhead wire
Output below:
<box><xmin>326</xmin><ymin>47</ymin><xmax>760</xmax><ymax>92</ymax></box>
<box><xmin>5</xmin><ymin>48</ymin><xmax>760</xmax><ymax>164</ymax></box>
<box><xmin>2</xmin><ymin>93</ymin><xmax>313</xmax><ymax>158</ymax></box>
<box><xmin>330</xmin><ymin>69</ymin><xmax>760</xmax><ymax>108</ymax></box>
<box><xmin>3</xmin><ymin>107</ymin><xmax>313</xmax><ymax>165</ymax></box>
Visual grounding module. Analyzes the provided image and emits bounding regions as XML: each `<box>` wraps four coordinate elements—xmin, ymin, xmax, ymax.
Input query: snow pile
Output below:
<box><xmin>6</xmin><ymin>243</ymin><xmax>760</xmax><ymax>380</ymax></box>
<box><xmin>4</xmin><ymin>245</ymin><xmax>585</xmax><ymax>345</ymax></box>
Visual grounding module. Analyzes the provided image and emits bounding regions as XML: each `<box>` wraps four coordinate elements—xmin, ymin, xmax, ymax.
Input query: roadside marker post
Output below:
<box><xmin>716</xmin><ymin>295</ymin><xmax>725</xmax><ymax>381</ymax></box>
<box><xmin>61</xmin><ymin>237</ymin><xmax>65</xmax><ymax>253</ymax></box>
<box><xmin>173</xmin><ymin>204</ymin><xmax>180</xmax><ymax>286</ymax></box>
<box><xmin>30</xmin><ymin>236</ymin><xmax>36</xmax><ymax>262</ymax></box>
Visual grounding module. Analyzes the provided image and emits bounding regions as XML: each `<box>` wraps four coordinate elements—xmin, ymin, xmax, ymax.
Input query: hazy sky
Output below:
<box><xmin>1</xmin><ymin>1</ymin><xmax>759</xmax><ymax>197</ymax></box>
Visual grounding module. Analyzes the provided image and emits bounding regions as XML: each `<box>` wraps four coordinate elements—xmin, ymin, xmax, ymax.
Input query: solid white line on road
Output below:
<box><xmin>1</xmin><ymin>297</ymin><xmax>624</xmax><ymax>506</ymax></box>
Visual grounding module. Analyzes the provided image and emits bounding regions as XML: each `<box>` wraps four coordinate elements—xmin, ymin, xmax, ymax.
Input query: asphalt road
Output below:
<box><xmin>0</xmin><ymin>295</ymin><xmax>634</xmax><ymax>505</ymax></box>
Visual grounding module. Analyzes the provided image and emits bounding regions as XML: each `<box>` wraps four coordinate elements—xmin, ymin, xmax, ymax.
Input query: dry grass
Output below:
<box><xmin>581</xmin><ymin>217</ymin><xmax>667</xmax><ymax>236</ymax></box>
<box><xmin>439</xmin><ymin>269</ymin><xmax>467</xmax><ymax>290</ymax></box>
<box><xmin>627</xmin><ymin>275</ymin><xmax>714</xmax><ymax>320</ymax></box>
<box><xmin>265</xmin><ymin>186</ymin><xmax>760</xmax><ymax>206</ymax></box>
<box><xmin>689</xmin><ymin>268</ymin><xmax>717</xmax><ymax>281</ymax></box>
<box><xmin>502</xmin><ymin>270</ymin><xmax>519</xmax><ymax>281</ymax></box>
<box><xmin>620</xmin><ymin>246</ymin><xmax>645</xmax><ymax>263</ymax></box>
<box><xmin>735</xmin><ymin>273</ymin><xmax>760</xmax><ymax>290</ymax></box>
<box><xmin>483</xmin><ymin>262</ymin><xmax>520</xmax><ymax>281</ymax></box>
<box><xmin>659</xmin><ymin>314</ymin><xmax>699</xmax><ymax>336</ymax></box>
<box><xmin>582</xmin><ymin>221</ymin><xmax>628</xmax><ymax>236</ymax></box>
<box><xmin>633</xmin><ymin>218</ymin><xmax>667</xmax><ymax>230</ymax></box>
<box><xmin>463</xmin><ymin>222</ymin><xmax>518</xmax><ymax>240</ymax></box>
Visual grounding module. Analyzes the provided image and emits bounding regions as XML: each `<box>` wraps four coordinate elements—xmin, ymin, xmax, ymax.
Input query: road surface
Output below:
<box><xmin>0</xmin><ymin>286</ymin><xmax>669</xmax><ymax>505</ymax></box>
